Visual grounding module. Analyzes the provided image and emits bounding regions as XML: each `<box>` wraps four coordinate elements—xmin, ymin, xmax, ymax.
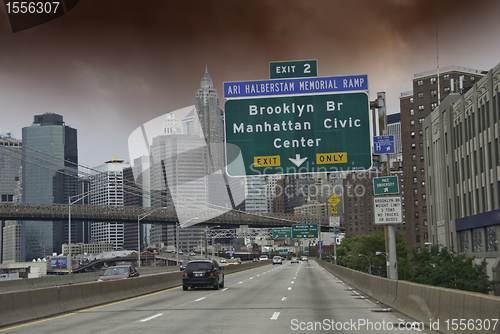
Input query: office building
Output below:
<box><xmin>387</xmin><ymin>113</ymin><xmax>402</xmax><ymax>163</ymax></box>
<box><xmin>90</xmin><ymin>157</ymin><xmax>129</xmax><ymax>250</ymax></box>
<box><xmin>21</xmin><ymin>113</ymin><xmax>78</xmax><ymax>261</ymax></box>
<box><xmin>423</xmin><ymin>62</ymin><xmax>499</xmax><ymax>287</ymax></box>
<box><xmin>400</xmin><ymin>66</ymin><xmax>484</xmax><ymax>252</ymax></box>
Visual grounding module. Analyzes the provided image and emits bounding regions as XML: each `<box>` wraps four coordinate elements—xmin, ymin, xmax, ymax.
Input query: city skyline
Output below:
<box><xmin>1</xmin><ymin>1</ymin><xmax>500</xmax><ymax>168</ymax></box>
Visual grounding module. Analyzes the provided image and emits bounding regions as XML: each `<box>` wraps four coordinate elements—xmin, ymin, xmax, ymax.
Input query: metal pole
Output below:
<box><xmin>377</xmin><ymin>92</ymin><xmax>398</xmax><ymax>280</ymax></box>
<box><xmin>137</xmin><ymin>216</ymin><xmax>141</xmax><ymax>268</ymax></box>
<box><xmin>68</xmin><ymin>197</ymin><xmax>72</xmax><ymax>274</ymax></box>
<box><xmin>176</xmin><ymin>222</ymin><xmax>179</xmax><ymax>267</ymax></box>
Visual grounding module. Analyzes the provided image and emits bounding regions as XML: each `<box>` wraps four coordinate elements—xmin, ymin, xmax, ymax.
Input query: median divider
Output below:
<box><xmin>0</xmin><ymin>259</ymin><xmax>269</xmax><ymax>328</ymax></box>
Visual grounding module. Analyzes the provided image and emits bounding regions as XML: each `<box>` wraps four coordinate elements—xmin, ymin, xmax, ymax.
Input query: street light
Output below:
<box><xmin>68</xmin><ymin>188</ymin><xmax>100</xmax><ymax>274</ymax></box>
<box><xmin>359</xmin><ymin>254</ymin><xmax>372</xmax><ymax>275</ymax></box>
<box><xmin>205</xmin><ymin>225</ymin><xmax>220</xmax><ymax>258</ymax></box>
<box><xmin>137</xmin><ymin>207</ymin><xmax>166</xmax><ymax>268</ymax></box>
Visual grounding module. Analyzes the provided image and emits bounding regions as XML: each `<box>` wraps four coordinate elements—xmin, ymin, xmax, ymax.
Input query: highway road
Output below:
<box><xmin>1</xmin><ymin>260</ymin><xmax>441</xmax><ymax>333</ymax></box>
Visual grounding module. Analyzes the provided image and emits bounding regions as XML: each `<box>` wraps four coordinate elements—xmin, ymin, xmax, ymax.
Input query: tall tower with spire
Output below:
<box><xmin>195</xmin><ymin>68</ymin><xmax>225</xmax><ymax>174</ymax></box>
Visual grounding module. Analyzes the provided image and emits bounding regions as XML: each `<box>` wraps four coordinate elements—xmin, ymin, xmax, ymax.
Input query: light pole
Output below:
<box><xmin>137</xmin><ymin>207</ymin><xmax>166</xmax><ymax>268</ymax></box>
<box><xmin>359</xmin><ymin>254</ymin><xmax>372</xmax><ymax>275</ymax></box>
<box><xmin>68</xmin><ymin>189</ymin><xmax>99</xmax><ymax>274</ymax></box>
<box><xmin>205</xmin><ymin>225</ymin><xmax>220</xmax><ymax>258</ymax></box>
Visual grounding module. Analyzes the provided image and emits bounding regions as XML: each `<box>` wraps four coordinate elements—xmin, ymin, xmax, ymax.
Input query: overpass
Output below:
<box><xmin>0</xmin><ymin>203</ymin><xmax>327</xmax><ymax>228</ymax></box>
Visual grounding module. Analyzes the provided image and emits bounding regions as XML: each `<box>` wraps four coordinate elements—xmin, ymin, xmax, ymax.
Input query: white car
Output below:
<box><xmin>259</xmin><ymin>255</ymin><xmax>269</xmax><ymax>261</ymax></box>
<box><xmin>272</xmin><ymin>256</ymin><xmax>282</xmax><ymax>265</ymax></box>
<box><xmin>220</xmin><ymin>258</ymin><xmax>226</xmax><ymax>263</ymax></box>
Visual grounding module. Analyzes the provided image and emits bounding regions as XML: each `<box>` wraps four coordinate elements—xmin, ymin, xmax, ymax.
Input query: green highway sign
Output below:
<box><xmin>270</xmin><ymin>60</ymin><xmax>317</xmax><ymax>79</ymax></box>
<box><xmin>292</xmin><ymin>224</ymin><xmax>318</xmax><ymax>238</ymax></box>
<box><xmin>373</xmin><ymin>176</ymin><xmax>399</xmax><ymax>195</ymax></box>
<box><xmin>273</xmin><ymin>227</ymin><xmax>292</xmax><ymax>238</ymax></box>
<box><xmin>224</xmin><ymin>92</ymin><xmax>372</xmax><ymax>176</ymax></box>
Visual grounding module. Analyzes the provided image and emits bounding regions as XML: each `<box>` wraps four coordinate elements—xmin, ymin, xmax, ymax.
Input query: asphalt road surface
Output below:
<box><xmin>1</xmin><ymin>260</ymin><xmax>442</xmax><ymax>333</ymax></box>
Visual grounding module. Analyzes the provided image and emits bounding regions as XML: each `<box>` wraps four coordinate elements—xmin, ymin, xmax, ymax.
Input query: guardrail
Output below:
<box><xmin>0</xmin><ymin>260</ymin><xmax>270</xmax><ymax>328</ymax></box>
<box><xmin>314</xmin><ymin>259</ymin><xmax>500</xmax><ymax>334</ymax></box>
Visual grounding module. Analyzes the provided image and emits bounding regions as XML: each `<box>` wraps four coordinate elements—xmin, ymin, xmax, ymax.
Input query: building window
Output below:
<box><xmin>418</xmin><ymin>92</ymin><xmax>424</xmax><ymax>99</ymax></box>
<box><xmin>418</xmin><ymin>105</ymin><xmax>425</xmax><ymax>111</ymax></box>
<box><xmin>413</xmin><ymin>188</ymin><xmax>418</xmax><ymax>195</ymax></box>
<box><xmin>443</xmin><ymin>74</ymin><xmax>450</xmax><ymax>80</ymax></box>
<box><xmin>415</xmin><ymin>212</ymin><xmax>419</xmax><ymax>218</ymax></box>
<box><xmin>411</xmin><ymin>143</ymin><xmax>416</xmax><ymax>149</ymax></box>
<box><xmin>419</xmin><ymin>118</ymin><xmax>424</xmax><ymax>124</ymax></box>
<box><xmin>417</xmin><ymin>80</ymin><xmax>423</xmax><ymax>86</ymax></box>
<box><xmin>430</xmin><ymin>89</ymin><xmax>437</xmax><ymax>97</ymax></box>
<box><xmin>421</xmin><ymin>181</ymin><xmax>425</xmax><ymax>187</ymax></box>
<box><xmin>416</xmin><ymin>235</ymin><xmax>421</xmax><ymax>242</ymax></box>
<box><xmin>410</xmin><ymin>97</ymin><xmax>414</xmax><ymax>104</ymax></box>
<box><xmin>412</xmin><ymin>154</ymin><xmax>416</xmax><ymax>161</ymax></box>
<box><xmin>422</xmin><ymin>194</ymin><xmax>426</xmax><ymax>200</ymax></box>
<box><xmin>413</xmin><ymin>177</ymin><xmax>417</xmax><ymax>184</ymax></box>
<box><xmin>430</xmin><ymin>77</ymin><xmax>436</xmax><ymax>84</ymax></box>
<box><xmin>419</xmin><ymin>130</ymin><xmax>423</xmax><ymax>136</ymax></box>
<box><xmin>421</xmin><ymin>169</ymin><xmax>425</xmax><ymax>175</ymax></box>
<box><xmin>413</xmin><ymin>166</ymin><xmax>417</xmax><ymax>173</ymax></box>
<box><xmin>471</xmin><ymin>76</ymin><xmax>475</xmax><ymax>82</ymax></box>
<box><xmin>424</xmin><ymin>220</ymin><xmax>428</xmax><ymax>226</ymax></box>
<box><xmin>411</xmin><ymin>131</ymin><xmax>415</xmax><ymax>137</ymax></box>
<box><xmin>416</xmin><ymin>223</ymin><xmax>420</xmax><ymax>231</ymax></box>
<box><xmin>431</xmin><ymin>102</ymin><xmax>438</xmax><ymax>110</ymax></box>
<box><xmin>420</xmin><ymin>156</ymin><xmax>424</xmax><ymax>162</ymax></box>
<box><xmin>444</xmin><ymin>87</ymin><xmax>450</xmax><ymax>93</ymax></box>
<box><xmin>419</xmin><ymin>143</ymin><xmax>424</xmax><ymax>149</ymax></box>
<box><xmin>423</xmin><ymin>206</ymin><xmax>427</xmax><ymax>213</ymax></box>
<box><xmin>410</xmin><ymin>120</ymin><xmax>415</xmax><ymax>126</ymax></box>
<box><xmin>414</xmin><ymin>200</ymin><xmax>419</xmax><ymax>207</ymax></box>
<box><xmin>410</xmin><ymin>109</ymin><xmax>414</xmax><ymax>116</ymax></box>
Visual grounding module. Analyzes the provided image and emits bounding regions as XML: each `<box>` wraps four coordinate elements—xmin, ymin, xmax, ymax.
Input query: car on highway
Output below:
<box><xmin>300</xmin><ymin>256</ymin><xmax>308</xmax><ymax>261</ymax></box>
<box><xmin>220</xmin><ymin>258</ymin><xmax>226</xmax><ymax>263</ymax></box>
<box><xmin>235</xmin><ymin>257</ymin><xmax>242</xmax><ymax>264</ymax></box>
<box><xmin>291</xmin><ymin>257</ymin><xmax>299</xmax><ymax>263</ymax></box>
<box><xmin>252</xmin><ymin>258</ymin><xmax>259</xmax><ymax>262</ymax></box>
<box><xmin>272</xmin><ymin>256</ymin><xmax>282</xmax><ymax>265</ymax></box>
<box><xmin>97</xmin><ymin>265</ymin><xmax>140</xmax><ymax>281</ymax></box>
<box><xmin>180</xmin><ymin>260</ymin><xmax>189</xmax><ymax>271</ymax></box>
<box><xmin>226</xmin><ymin>259</ymin><xmax>239</xmax><ymax>265</ymax></box>
<box><xmin>189</xmin><ymin>252</ymin><xmax>196</xmax><ymax>256</ymax></box>
<box><xmin>182</xmin><ymin>259</ymin><xmax>224</xmax><ymax>290</ymax></box>
<box><xmin>259</xmin><ymin>255</ymin><xmax>268</xmax><ymax>261</ymax></box>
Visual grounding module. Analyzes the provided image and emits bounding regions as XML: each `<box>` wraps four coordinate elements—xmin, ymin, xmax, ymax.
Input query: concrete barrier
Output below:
<box><xmin>314</xmin><ymin>259</ymin><xmax>500</xmax><ymax>334</ymax></box>
<box><xmin>0</xmin><ymin>260</ymin><xmax>271</xmax><ymax>329</ymax></box>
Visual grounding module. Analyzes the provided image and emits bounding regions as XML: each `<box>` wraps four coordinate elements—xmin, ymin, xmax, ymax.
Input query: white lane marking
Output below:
<box><xmin>282</xmin><ymin>297</ymin><xmax>287</xmax><ymax>301</ymax></box>
<box><xmin>140</xmin><ymin>313</ymin><xmax>163</xmax><ymax>322</ymax></box>
<box><xmin>222</xmin><ymin>288</ymin><xmax>228</xmax><ymax>291</ymax></box>
<box><xmin>291</xmin><ymin>281</ymin><xmax>294</xmax><ymax>284</ymax></box>
<box><xmin>250</xmin><ymin>277</ymin><xmax>254</xmax><ymax>279</ymax></box>
<box><xmin>194</xmin><ymin>297</ymin><xmax>206</xmax><ymax>302</ymax></box>
<box><xmin>238</xmin><ymin>281</ymin><xmax>243</xmax><ymax>284</ymax></box>
<box><xmin>293</xmin><ymin>277</ymin><xmax>296</xmax><ymax>279</ymax></box>
<box><xmin>288</xmin><ymin>287</ymin><xmax>292</xmax><ymax>290</ymax></box>
<box><xmin>271</xmin><ymin>312</ymin><xmax>280</xmax><ymax>320</ymax></box>
<box><xmin>257</xmin><ymin>274</ymin><xmax>260</xmax><ymax>276</ymax></box>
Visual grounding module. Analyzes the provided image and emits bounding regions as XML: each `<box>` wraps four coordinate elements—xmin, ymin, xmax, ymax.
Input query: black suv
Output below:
<box><xmin>182</xmin><ymin>259</ymin><xmax>224</xmax><ymax>291</ymax></box>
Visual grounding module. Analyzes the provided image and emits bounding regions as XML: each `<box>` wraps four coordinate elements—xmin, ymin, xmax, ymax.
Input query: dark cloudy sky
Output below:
<box><xmin>1</xmin><ymin>0</ymin><xmax>499</xmax><ymax>167</ymax></box>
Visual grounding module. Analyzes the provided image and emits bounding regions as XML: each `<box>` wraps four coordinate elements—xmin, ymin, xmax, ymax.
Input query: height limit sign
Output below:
<box><xmin>373</xmin><ymin>196</ymin><xmax>402</xmax><ymax>224</ymax></box>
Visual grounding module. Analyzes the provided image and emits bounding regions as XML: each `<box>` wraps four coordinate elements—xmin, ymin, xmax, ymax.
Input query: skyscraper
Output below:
<box><xmin>400</xmin><ymin>66</ymin><xmax>484</xmax><ymax>252</ymax></box>
<box><xmin>21</xmin><ymin>113</ymin><xmax>78</xmax><ymax>261</ymax></box>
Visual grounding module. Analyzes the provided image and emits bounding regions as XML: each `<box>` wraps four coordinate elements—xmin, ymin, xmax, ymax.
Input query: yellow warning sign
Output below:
<box><xmin>328</xmin><ymin>194</ymin><xmax>341</xmax><ymax>207</ymax></box>
<box><xmin>331</xmin><ymin>207</ymin><xmax>338</xmax><ymax>214</ymax></box>
<box><xmin>316</xmin><ymin>152</ymin><xmax>347</xmax><ymax>164</ymax></box>
<box><xmin>254</xmin><ymin>155</ymin><xmax>281</xmax><ymax>167</ymax></box>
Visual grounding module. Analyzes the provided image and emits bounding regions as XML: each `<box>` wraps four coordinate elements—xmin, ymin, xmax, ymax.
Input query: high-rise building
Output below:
<box><xmin>400</xmin><ymin>66</ymin><xmax>484</xmax><ymax>252</ymax></box>
<box><xmin>0</xmin><ymin>134</ymin><xmax>22</xmax><ymax>263</ymax></box>
<box><xmin>21</xmin><ymin>113</ymin><xmax>78</xmax><ymax>261</ymax></box>
<box><xmin>423</xmin><ymin>62</ymin><xmax>500</xmax><ymax>287</ymax></box>
<box><xmin>90</xmin><ymin>157</ymin><xmax>129</xmax><ymax>250</ymax></box>
<box><xmin>245</xmin><ymin>176</ymin><xmax>267</xmax><ymax>213</ymax></box>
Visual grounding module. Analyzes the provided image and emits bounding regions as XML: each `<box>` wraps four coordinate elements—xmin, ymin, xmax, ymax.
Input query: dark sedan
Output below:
<box><xmin>97</xmin><ymin>265</ymin><xmax>139</xmax><ymax>281</ymax></box>
<box><xmin>182</xmin><ymin>259</ymin><xmax>224</xmax><ymax>290</ymax></box>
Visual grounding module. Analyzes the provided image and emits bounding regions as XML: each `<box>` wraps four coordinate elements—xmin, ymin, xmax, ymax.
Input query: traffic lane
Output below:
<box><xmin>0</xmin><ymin>264</ymin><xmax>277</xmax><ymax>334</ymax></box>
<box><xmin>279</xmin><ymin>260</ymin><xmax>439</xmax><ymax>333</ymax></box>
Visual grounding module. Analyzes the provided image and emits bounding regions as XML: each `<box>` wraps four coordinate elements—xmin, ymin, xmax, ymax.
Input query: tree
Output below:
<box><xmin>409</xmin><ymin>245</ymin><xmax>498</xmax><ymax>294</ymax></box>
